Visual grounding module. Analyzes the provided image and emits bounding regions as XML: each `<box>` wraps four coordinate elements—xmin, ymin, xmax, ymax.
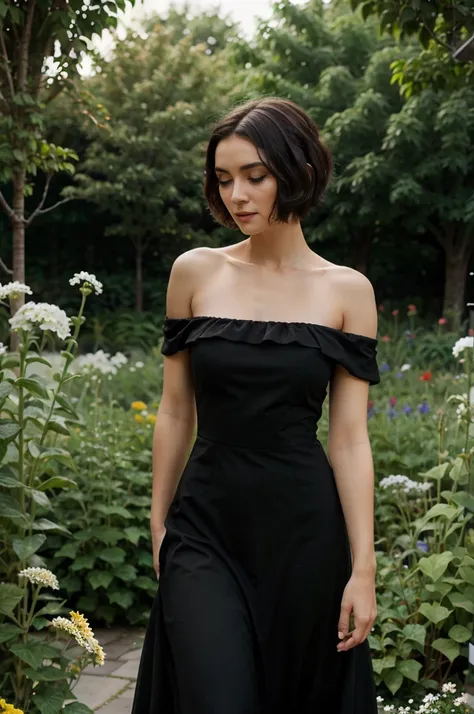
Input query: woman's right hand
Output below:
<box><xmin>152</xmin><ymin>528</ymin><xmax>167</xmax><ymax>580</ymax></box>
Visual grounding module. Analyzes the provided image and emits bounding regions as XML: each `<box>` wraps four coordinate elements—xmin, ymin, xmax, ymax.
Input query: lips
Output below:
<box><xmin>235</xmin><ymin>212</ymin><xmax>257</xmax><ymax>218</ymax></box>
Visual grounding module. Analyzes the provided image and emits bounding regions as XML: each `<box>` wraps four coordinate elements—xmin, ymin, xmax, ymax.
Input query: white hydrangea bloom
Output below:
<box><xmin>0</xmin><ymin>281</ymin><xmax>33</xmax><ymax>300</ymax></box>
<box><xmin>379</xmin><ymin>474</ymin><xmax>433</xmax><ymax>494</ymax></box>
<box><xmin>453</xmin><ymin>336</ymin><xmax>474</xmax><ymax>359</ymax></box>
<box><xmin>72</xmin><ymin>349</ymin><xmax>128</xmax><ymax>376</ymax></box>
<box><xmin>9</xmin><ymin>302</ymin><xmax>71</xmax><ymax>340</ymax></box>
<box><xmin>0</xmin><ymin>342</ymin><xmax>7</xmax><ymax>356</ymax></box>
<box><xmin>19</xmin><ymin>567</ymin><xmax>59</xmax><ymax>590</ymax></box>
<box><xmin>69</xmin><ymin>271</ymin><xmax>103</xmax><ymax>295</ymax></box>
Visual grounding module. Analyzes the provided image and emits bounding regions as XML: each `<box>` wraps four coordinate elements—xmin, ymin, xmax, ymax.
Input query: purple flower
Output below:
<box><xmin>387</xmin><ymin>407</ymin><xmax>397</xmax><ymax>420</ymax></box>
<box><xmin>404</xmin><ymin>404</ymin><xmax>412</xmax><ymax>415</ymax></box>
<box><xmin>367</xmin><ymin>406</ymin><xmax>376</xmax><ymax>419</ymax></box>
<box><xmin>418</xmin><ymin>399</ymin><xmax>430</xmax><ymax>414</ymax></box>
<box><xmin>381</xmin><ymin>362</ymin><xmax>390</xmax><ymax>372</ymax></box>
<box><xmin>396</xmin><ymin>372</ymin><xmax>403</xmax><ymax>379</ymax></box>
<box><xmin>417</xmin><ymin>540</ymin><xmax>429</xmax><ymax>553</ymax></box>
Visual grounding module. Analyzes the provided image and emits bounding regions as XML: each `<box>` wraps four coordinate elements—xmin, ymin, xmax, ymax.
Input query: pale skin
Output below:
<box><xmin>151</xmin><ymin>134</ymin><xmax>378</xmax><ymax>653</ymax></box>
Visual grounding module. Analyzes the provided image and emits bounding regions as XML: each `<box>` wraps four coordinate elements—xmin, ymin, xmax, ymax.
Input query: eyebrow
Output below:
<box><xmin>214</xmin><ymin>161</ymin><xmax>266</xmax><ymax>174</ymax></box>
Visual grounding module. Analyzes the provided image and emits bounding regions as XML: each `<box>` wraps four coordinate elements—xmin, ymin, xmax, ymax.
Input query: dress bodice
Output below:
<box><xmin>161</xmin><ymin>316</ymin><xmax>379</xmax><ymax>449</ymax></box>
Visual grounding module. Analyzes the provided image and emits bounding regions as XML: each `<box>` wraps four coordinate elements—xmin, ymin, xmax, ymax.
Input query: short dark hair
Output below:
<box><xmin>204</xmin><ymin>97</ymin><xmax>333</xmax><ymax>229</ymax></box>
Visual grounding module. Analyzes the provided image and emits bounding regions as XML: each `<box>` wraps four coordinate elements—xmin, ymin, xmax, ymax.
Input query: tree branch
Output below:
<box><xmin>0</xmin><ymin>29</ymin><xmax>15</xmax><ymax>98</ymax></box>
<box><xmin>421</xmin><ymin>22</ymin><xmax>453</xmax><ymax>52</ymax></box>
<box><xmin>0</xmin><ymin>189</ymin><xmax>16</xmax><ymax>222</ymax></box>
<box><xmin>25</xmin><ymin>196</ymin><xmax>74</xmax><ymax>226</ymax></box>
<box><xmin>26</xmin><ymin>174</ymin><xmax>52</xmax><ymax>224</ymax></box>
<box><xmin>18</xmin><ymin>0</ymin><xmax>37</xmax><ymax>91</ymax></box>
<box><xmin>0</xmin><ymin>258</ymin><xmax>13</xmax><ymax>276</ymax></box>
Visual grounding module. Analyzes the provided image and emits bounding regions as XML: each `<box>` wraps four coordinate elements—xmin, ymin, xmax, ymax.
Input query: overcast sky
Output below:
<box><xmin>121</xmin><ymin>0</ymin><xmax>289</xmax><ymax>36</ymax></box>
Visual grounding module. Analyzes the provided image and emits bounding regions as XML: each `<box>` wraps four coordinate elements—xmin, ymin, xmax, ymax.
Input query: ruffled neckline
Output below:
<box><xmin>165</xmin><ymin>315</ymin><xmax>378</xmax><ymax>344</ymax></box>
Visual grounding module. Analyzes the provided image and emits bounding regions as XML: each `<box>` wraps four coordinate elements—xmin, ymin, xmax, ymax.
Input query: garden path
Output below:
<box><xmin>74</xmin><ymin>627</ymin><xmax>145</xmax><ymax>712</ymax></box>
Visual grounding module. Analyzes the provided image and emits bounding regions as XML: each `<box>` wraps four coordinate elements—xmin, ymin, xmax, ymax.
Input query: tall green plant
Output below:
<box><xmin>0</xmin><ymin>272</ymin><xmax>106</xmax><ymax>712</ymax></box>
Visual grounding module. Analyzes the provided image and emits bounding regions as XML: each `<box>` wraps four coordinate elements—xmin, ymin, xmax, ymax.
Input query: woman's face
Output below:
<box><xmin>214</xmin><ymin>135</ymin><xmax>279</xmax><ymax>234</ymax></box>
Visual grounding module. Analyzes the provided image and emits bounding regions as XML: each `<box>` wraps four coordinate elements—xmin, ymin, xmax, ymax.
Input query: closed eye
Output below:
<box><xmin>217</xmin><ymin>176</ymin><xmax>267</xmax><ymax>186</ymax></box>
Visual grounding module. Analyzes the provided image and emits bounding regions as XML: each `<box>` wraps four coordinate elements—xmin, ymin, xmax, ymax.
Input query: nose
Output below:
<box><xmin>231</xmin><ymin>178</ymin><xmax>249</xmax><ymax>205</ymax></box>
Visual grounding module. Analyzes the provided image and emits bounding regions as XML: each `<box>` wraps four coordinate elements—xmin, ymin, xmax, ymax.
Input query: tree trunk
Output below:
<box><xmin>352</xmin><ymin>233</ymin><xmax>373</xmax><ymax>275</ymax></box>
<box><xmin>135</xmin><ymin>239</ymin><xmax>143</xmax><ymax>313</ymax></box>
<box><xmin>442</xmin><ymin>229</ymin><xmax>474</xmax><ymax>326</ymax></box>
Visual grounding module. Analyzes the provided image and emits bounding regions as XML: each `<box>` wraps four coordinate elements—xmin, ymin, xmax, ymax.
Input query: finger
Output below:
<box><xmin>338</xmin><ymin>602</ymin><xmax>351</xmax><ymax>640</ymax></box>
<box><xmin>337</xmin><ymin>621</ymin><xmax>367</xmax><ymax>651</ymax></box>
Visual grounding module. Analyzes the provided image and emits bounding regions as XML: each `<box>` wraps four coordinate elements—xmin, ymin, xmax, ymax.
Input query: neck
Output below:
<box><xmin>242</xmin><ymin>220</ymin><xmax>314</xmax><ymax>270</ymax></box>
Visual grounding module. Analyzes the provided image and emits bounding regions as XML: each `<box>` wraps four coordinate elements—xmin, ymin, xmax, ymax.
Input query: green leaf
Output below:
<box><xmin>422</xmin><ymin>504</ymin><xmax>458</xmax><ymax>522</ymax></box>
<box><xmin>24</xmin><ymin>665</ymin><xmax>70</xmax><ymax>681</ymax></box>
<box><xmin>396</xmin><ymin>659</ymin><xmax>422</xmax><ymax>682</ymax></box>
<box><xmin>34</xmin><ymin>689</ymin><xmax>71</xmax><ymax>714</ymax></box>
<box><xmin>12</xmin><ymin>534</ymin><xmax>46</xmax><ymax>560</ymax></box>
<box><xmin>402</xmin><ymin>624</ymin><xmax>426</xmax><ymax>647</ymax></box>
<box><xmin>0</xmin><ymin>582</ymin><xmax>24</xmax><ymax>615</ymax></box>
<box><xmin>459</xmin><ymin>567</ymin><xmax>474</xmax><ymax>585</ymax></box>
<box><xmin>0</xmin><ymin>492</ymin><xmax>29</xmax><ymax>524</ymax></box>
<box><xmin>418</xmin><ymin>552</ymin><xmax>454</xmax><ymax>582</ymax></box>
<box><xmin>98</xmin><ymin>547</ymin><xmax>126</xmax><ymax>565</ymax></box>
<box><xmin>107</xmin><ymin>590</ymin><xmax>134</xmax><ymax>609</ymax></box>
<box><xmin>26</xmin><ymin>355</ymin><xmax>52</xmax><ymax>368</ymax></box>
<box><xmin>0</xmin><ymin>381</ymin><xmax>13</xmax><ymax>401</ymax></box>
<box><xmin>0</xmin><ymin>471</ymin><xmax>20</xmax><ymax>488</ymax></box>
<box><xmin>46</xmin><ymin>417</ymin><xmax>70</xmax><ymax>436</ymax></box>
<box><xmin>383</xmin><ymin>667</ymin><xmax>403</xmax><ymax>695</ymax></box>
<box><xmin>96</xmin><ymin>505</ymin><xmax>133</xmax><ymax>519</ymax></box>
<box><xmin>38</xmin><ymin>476</ymin><xmax>78</xmax><ymax>491</ymax></box>
<box><xmin>371</xmin><ymin>655</ymin><xmax>396</xmax><ymax>674</ymax></box>
<box><xmin>114</xmin><ymin>564</ymin><xmax>137</xmax><ymax>582</ymax></box>
<box><xmin>56</xmin><ymin>542</ymin><xmax>79</xmax><ymax>559</ymax></box>
<box><xmin>431</xmin><ymin>638</ymin><xmax>460</xmax><ymax>662</ymax></box>
<box><xmin>38</xmin><ymin>447</ymin><xmax>77</xmax><ymax>470</ymax></box>
<box><xmin>419</xmin><ymin>463</ymin><xmax>449</xmax><ymax>481</ymax></box>
<box><xmin>123</xmin><ymin>526</ymin><xmax>142</xmax><ymax>545</ymax></box>
<box><xmin>451</xmin><ymin>491</ymin><xmax>474</xmax><ymax>513</ymax></box>
<box><xmin>71</xmin><ymin>554</ymin><xmax>96</xmax><ymax>570</ymax></box>
<box><xmin>35</xmin><ymin>600</ymin><xmax>65</xmax><ymax>618</ymax></box>
<box><xmin>15</xmin><ymin>377</ymin><xmax>49</xmax><ymax>399</ymax></box>
<box><xmin>63</xmin><ymin>702</ymin><xmax>95</xmax><ymax>714</ymax></box>
<box><xmin>448</xmin><ymin>624</ymin><xmax>472</xmax><ymax>643</ymax></box>
<box><xmin>449</xmin><ymin>591</ymin><xmax>474</xmax><ymax>614</ymax></box>
<box><xmin>9</xmin><ymin>641</ymin><xmax>59</xmax><ymax>669</ymax></box>
<box><xmin>419</xmin><ymin>602</ymin><xmax>452</xmax><ymax>625</ymax></box>
<box><xmin>33</xmin><ymin>518</ymin><xmax>70</xmax><ymax>534</ymax></box>
<box><xmin>0</xmin><ymin>420</ymin><xmax>20</xmax><ymax>442</ymax></box>
<box><xmin>0</xmin><ymin>622</ymin><xmax>23</xmax><ymax>643</ymax></box>
<box><xmin>88</xmin><ymin>571</ymin><xmax>114</xmax><ymax>590</ymax></box>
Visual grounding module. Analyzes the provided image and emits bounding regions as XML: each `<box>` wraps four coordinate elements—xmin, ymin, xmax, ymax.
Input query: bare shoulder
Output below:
<box><xmin>330</xmin><ymin>266</ymin><xmax>377</xmax><ymax>339</ymax></box>
<box><xmin>166</xmin><ymin>247</ymin><xmax>222</xmax><ymax>318</ymax></box>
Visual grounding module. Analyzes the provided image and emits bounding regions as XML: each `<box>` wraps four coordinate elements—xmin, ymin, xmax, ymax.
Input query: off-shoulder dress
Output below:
<box><xmin>131</xmin><ymin>316</ymin><xmax>380</xmax><ymax>714</ymax></box>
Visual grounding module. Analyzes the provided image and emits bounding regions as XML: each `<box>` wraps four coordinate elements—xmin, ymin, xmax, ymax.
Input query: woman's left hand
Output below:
<box><xmin>337</xmin><ymin>572</ymin><xmax>377</xmax><ymax>652</ymax></box>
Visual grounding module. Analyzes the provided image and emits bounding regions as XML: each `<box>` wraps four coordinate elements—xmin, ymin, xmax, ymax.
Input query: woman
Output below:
<box><xmin>132</xmin><ymin>97</ymin><xmax>380</xmax><ymax>714</ymax></box>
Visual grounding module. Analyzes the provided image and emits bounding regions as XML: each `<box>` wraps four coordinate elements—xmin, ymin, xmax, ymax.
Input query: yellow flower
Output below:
<box><xmin>0</xmin><ymin>700</ymin><xmax>24</xmax><ymax>714</ymax></box>
<box><xmin>131</xmin><ymin>400</ymin><xmax>147</xmax><ymax>411</ymax></box>
<box><xmin>146</xmin><ymin>414</ymin><xmax>156</xmax><ymax>424</ymax></box>
<box><xmin>134</xmin><ymin>414</ymin><xmax>144</xmax><ymax>423</ymax></box>
<box><xmin>70</xmin><ymin>611</ymin><xmax>94</xmax><ymax>639</ymax></box>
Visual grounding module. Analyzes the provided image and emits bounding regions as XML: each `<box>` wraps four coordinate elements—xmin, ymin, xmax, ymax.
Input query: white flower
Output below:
<box><xmin>135</xmin><ymin>361</ymin><xmax>144</xmax><ymax>369</ymax></box>
<box><xmin>0</xmin><ymin>281</ymin><xmax>33</xmax><ymax>300</ymax></box>
<box><xmin>0</xmin><ymin>342</ymin><xmax>7</xmax><ymax>356</ymax></box>
<box><xmin>19</xmin><ymin>567</ymin><xmax>59</xmax><ymax>590</ymax></box>
<box><xmin>9</xmin><ymin>302</ymin><xmax>72</xmax><ymax>340</ymax></box>
<box><xmin>379</xmin><ymin>474</ymin><xmax>432</xmax><ymax>495</ymax></box>
<box><xmin>72</xmin><ymin>350</ymin><xmax>128</xmax><ymax>376</ymax></box>
<box><xmin>51</xmin><ymin>612</ymin><xmax>105</xmax><ymax>666</ymax></box>
<box><xmin>453</xmin><ymin>336</ymin><xmax>474</xmax><ymax>359</ymax></box>
<box><xmin>442</xmin><ymin>682</ymin><xmax>456</xmax><ymax>693</ymax></box>
<box><xmin>454</xmin><ymin>695</ymin><xmax>466</xmax><ymax>706</ymax></box>
<box><xmin>69</xmin><ymin>271</ymin><xmax>103</xmax><ymax>296</ymax></box>
<box><xmin>400</xmin><ymin>363</ymin><xmax>411</xmax><ymax>371</ymax></box>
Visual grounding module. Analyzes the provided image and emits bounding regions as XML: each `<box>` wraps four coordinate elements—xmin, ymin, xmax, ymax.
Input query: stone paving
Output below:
<box><xmin>74</xmin><ymin>628</ymin><xmax>145</xmax><ymax>712</ymax></box>
<box><xmin>74</xmin><ymin>627</ymin><xmax>474</xmax><ymax>713</ymax></box>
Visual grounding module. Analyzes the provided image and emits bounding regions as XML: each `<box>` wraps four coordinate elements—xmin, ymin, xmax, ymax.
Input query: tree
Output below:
<box><xmin>68</xmin><ymin>14</ymin><xmax>235</xmax><ymax>311</ymax></box>
<box><xmin>0</xmin><ymin>0</ymin><xmax>136</xmax><ymax>319</ymax></box>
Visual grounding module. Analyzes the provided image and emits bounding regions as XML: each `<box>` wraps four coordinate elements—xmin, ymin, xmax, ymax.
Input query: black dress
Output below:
<box><xmin>132</xmin><ymin>316</ymin><xmax>380</xmax><ymax>714</ymax></box>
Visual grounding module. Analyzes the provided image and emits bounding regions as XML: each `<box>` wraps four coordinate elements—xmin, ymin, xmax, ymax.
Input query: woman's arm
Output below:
<box><xmin>327</xmin><ymin>269</ymin><xmax>378</xmax><ymax>651</ymax></box>
<box><xmin>150</xmin><ymin>253</ymin><xmax>199</xmax><ymax>573</ymax></box>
